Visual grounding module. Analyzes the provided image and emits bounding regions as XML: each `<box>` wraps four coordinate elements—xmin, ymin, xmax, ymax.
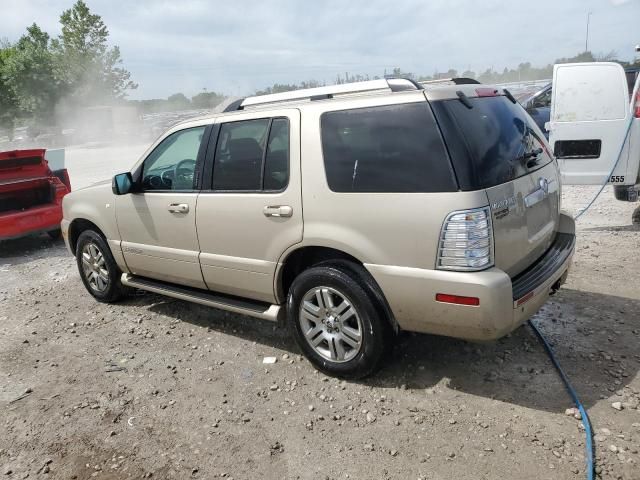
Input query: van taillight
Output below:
<box><xmin>634</xmin><ymin>89</ymin><xmax>640</xmax><ymax>118</ymax></box>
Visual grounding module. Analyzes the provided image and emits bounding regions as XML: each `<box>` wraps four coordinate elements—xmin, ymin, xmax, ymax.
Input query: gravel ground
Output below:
<box><xmin>1</xmin><ymin>176</ymin><xmax>639</xmax><ymax>479</ymax></box>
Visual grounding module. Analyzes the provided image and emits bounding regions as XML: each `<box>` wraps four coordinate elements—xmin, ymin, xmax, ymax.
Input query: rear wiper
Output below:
<box><xmin>518</xmin><ymin>148</ymin><xmax>543</xmax><ymax>168</ymax></box>
<box><xmin>503</xmin><ymin>88</ymin><xmax>517</xmax><ymax>104</ymax></box>
<box><xmin>456</xmin><ymin>90</ymin><xmax>473</xmax><ymax>109</ymax></box>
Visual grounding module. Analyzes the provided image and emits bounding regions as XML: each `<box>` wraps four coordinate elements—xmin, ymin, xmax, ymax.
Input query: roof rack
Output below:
<box><xmin>419</xmin><ymin>77</ymin><xmax>480</xmax><ymax>86</ymax></box>
<box><xmin>226</xmin><ymin>78</ymin><xmax>423</xmax><ymax>111</ymax></box>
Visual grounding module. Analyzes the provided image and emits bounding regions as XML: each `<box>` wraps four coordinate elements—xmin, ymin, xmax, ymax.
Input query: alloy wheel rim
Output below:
<box><xmin>299</xmin><ymin>286</ymin><xmax>363</xmax><ymax>363</ymax></box>
<box><xmin>81</xmin><ymin>242</ymin><xmax>109</xmax><ymax>292</ymax></box>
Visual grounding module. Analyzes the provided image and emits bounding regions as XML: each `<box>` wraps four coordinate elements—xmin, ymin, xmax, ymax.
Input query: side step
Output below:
<box><xmin>121</xmin><ymin>273</ymin><xmax>282</xmax><ymax>323</ymax></box>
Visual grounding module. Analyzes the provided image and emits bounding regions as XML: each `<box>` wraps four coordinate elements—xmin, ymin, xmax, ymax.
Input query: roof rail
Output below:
<box><xmin>420</xmin><ymin>77</ymin><xmax>480</xmax><ymax>86</ymax></box>
<box><xmin>235</xmin><ymin>78</ymin><xmax>423</xmax><ymax>111</ymax></box>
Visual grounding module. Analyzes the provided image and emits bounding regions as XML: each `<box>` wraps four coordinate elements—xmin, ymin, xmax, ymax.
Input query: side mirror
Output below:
<box><xmin>112</xmin><ymin>172</ymin><xmax>134</xmax><ymax>195</ymax></box>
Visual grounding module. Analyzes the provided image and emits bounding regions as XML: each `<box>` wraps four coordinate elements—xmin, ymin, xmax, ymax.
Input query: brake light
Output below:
<box><xmin>634</xmin><ymin>89</ymin><xmax>640</xmax><ymax>118</ymax></box>
<box><xmin>436</xmin><ymin>293</ymin><xmax>480</xmax><ymax>306</ymax></box>
<box><xmin>475</xmin><ymin>88</ymin><xmax>499</xmax><ymax>97</ymax></box>
<box><xmin>436</xmin><ymin>207</ymin><xmax>494</xmax><ymax>271</ymax></box>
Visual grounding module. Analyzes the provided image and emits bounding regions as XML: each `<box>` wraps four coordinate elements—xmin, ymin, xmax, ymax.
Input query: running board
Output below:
<box><xmin>121</xmin><ymin>273</ymin><xmax>282</xmax><ymax>322</ymax></box>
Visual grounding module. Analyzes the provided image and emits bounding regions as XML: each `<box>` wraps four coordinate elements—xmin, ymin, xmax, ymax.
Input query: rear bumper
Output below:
<box><xmin>366</xmin><ymin>213</ymin><xmax>576</xmax><ymax>341</ymax></box>
<box><xmin>0</xmin><ymin>204</ymin><xmax>63</xmax><ymax>241</ymax></box>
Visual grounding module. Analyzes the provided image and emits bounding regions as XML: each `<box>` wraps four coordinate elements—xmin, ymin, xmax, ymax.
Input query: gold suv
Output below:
<box><xmin>62</xmin><ymin>78</ymin><xmax>575</xmax><ymax>378</ymax></box>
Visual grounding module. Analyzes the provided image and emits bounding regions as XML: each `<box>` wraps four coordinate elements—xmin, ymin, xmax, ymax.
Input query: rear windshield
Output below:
<box><xmin>431</xmin><ymin>95</ymin><xmax>552</xmax><ymax>190</ymax></box>
<box><xmin>320</xmin><ymin>103</ymin><xmax>457</xmax><ymax>193</ymax></box>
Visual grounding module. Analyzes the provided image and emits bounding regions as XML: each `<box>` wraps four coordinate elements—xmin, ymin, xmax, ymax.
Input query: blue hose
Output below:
<box><xmin>528</xmin><ymin>319</ymin><xmax>595</xmax><ymax>480</ymax></box>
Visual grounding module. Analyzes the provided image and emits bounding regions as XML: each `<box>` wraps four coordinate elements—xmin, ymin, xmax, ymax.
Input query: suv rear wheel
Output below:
<box><xmin>76</xmin><ymin>230</ymin><xmax>129</xmax><ymax>303</ymax></box>
<box><xmin>287</xmin><ymin>263</ymin><xmax>392</xmax><ymax>379</ymax></box>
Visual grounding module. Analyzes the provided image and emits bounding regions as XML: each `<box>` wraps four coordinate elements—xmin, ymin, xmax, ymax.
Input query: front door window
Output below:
<box><xmin>141</xmin><ymin>126</ymin><xmax>205</xmax><ymax>191</ymax></box>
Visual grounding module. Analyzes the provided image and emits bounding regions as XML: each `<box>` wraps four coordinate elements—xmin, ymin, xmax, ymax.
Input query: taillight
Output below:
<box><xmin>436</xmin><ymin>207</ymin><xmax>494</xmax><ymax>271</ymax></box>
<box><xmin>634</xmin><ymin>89</ymin><xmax>640</xmax><ymax>118</ymax></box>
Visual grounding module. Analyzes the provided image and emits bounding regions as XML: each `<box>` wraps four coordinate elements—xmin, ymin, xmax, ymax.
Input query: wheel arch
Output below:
<box><xmin>68</xmin><ymin>218</ymin><xmax>107</xmax><ymax>254</ymax></box>
<box><xmin>276</xmin><ymin>245</ymin><xmax>398</xmax><ymax>332</ymax></box>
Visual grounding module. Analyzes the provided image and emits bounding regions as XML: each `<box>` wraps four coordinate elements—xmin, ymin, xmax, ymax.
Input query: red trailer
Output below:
<box><xmin>0</xmin><ymin>149</ymin><xmax>71</xmax><ymax>241</ymax></box>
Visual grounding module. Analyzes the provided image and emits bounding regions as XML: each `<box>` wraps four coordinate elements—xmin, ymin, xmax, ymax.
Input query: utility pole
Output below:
<box><xmin>585</xmin><ymin>11</ymin><xmax>592</xmax><ymax>53</ymax></box>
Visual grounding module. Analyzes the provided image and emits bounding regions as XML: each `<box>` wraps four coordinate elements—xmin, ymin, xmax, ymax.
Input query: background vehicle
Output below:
<box><xmin>0</xmin><ymin>148</ymin><xmax>71</xmax><ymax>241</ymax></box>
<box><xmin>62</xmin><ymin>78</ymin><xmax>574</xmax><ymax>378</ymax></box>
<box><xmin>519</xmin><ymin>83</ymin><xmax>552</xmax><ymax>137</ymax></box>
<box><xmin>547</xmin><ymin>62</ymin><xmax>640</xmax><ymax>223</ymax></box>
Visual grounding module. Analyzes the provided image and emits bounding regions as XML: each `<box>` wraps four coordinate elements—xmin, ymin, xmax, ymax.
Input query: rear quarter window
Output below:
<box><xmin>320</xmin><ymin>103</ymin><xmax>457</xmax><ymax>193</ymax></box>
<box><xmin>431</xmin><ymin>96</ymin><xmax>552</xmax><ymax>190</ymax></box>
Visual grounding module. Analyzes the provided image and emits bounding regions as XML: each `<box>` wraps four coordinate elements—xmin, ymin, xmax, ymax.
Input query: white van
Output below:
<box><xmin>547</xmin><ymin>62</ymin><xmax>640</xmax><ymax>222</ymax></box>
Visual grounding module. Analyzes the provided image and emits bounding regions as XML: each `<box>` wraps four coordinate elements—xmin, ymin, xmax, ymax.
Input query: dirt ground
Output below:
<box><xmin>1</xmin><ymin>174</ymin><xmax>639</xmax><ymax>479</ymax></box>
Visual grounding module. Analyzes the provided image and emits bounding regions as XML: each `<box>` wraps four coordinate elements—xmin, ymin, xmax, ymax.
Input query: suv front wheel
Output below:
<box><xmin>287</xmin><ymin>263</ymin><xmax>391</xmax><ymax>379</ymax></box>
<box><xmin>75</xmin><ymin>230</ymin><xmax>129</xmax><ymax>303</ymax></box>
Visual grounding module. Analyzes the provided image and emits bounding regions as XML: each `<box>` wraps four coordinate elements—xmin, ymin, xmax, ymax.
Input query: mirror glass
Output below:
<box><xmin>112</xmin><ymin>172</ymin><xmax>133</xmax><ymax>195</ymax></box>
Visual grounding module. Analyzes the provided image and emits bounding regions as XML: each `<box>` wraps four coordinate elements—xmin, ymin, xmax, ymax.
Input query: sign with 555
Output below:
<box><xmin>609</xmin><ymin>175</ymin><xmax>625</xmax><ymax>183</ymax></box>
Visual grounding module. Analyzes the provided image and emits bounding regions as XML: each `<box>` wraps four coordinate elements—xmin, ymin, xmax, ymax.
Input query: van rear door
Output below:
<box><xmin>548</xmin><ymin>62</ymin><xmax>635</xmax><ymax>185</ymax></box>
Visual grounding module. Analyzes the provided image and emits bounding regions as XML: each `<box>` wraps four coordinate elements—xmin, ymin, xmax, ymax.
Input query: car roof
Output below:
<box><xmin>167</xmin><ymin>78</ymin><xmax>505</xmax><ymax>131</ymax></box>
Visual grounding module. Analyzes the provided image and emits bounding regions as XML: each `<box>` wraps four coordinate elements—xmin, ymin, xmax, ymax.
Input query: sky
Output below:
<box><xmin>2</xmin><ymin>0</ymin><xmax>639</xmax><ymax>100</ymax></box>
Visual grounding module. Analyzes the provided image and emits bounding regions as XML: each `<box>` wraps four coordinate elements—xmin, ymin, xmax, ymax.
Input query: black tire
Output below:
<box><xmin>75</xmin><ymin>230</ymin><xmax>129</xmax><ymax>303</ymax></box>
<box><xmin>47</xmin><ymin>228</ymin><xmax>62</xmax><ymax>240</ymax></box>
<box><xmin>613</xmin><ymin>185</ymin><xmax>631</xmax><ymax>201</ymax></box>
<box><xmin>287</xmin><ymin>262</ymin><xmax>394</xmax><ymax>379</ymax></box>
<box><xmin>632</xmin><ymin>206</ymin><xmax>640</xmax><ymax>225</ymax></box>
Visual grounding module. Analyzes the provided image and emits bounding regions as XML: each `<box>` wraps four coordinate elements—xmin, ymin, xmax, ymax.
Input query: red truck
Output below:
<box><xmin>0</xmin><ymin>149</ymin><xmax>71</xmax><ymax>241</ymax></box>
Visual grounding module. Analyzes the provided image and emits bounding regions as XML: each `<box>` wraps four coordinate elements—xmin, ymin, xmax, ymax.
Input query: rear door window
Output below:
<box><xmin>212</xmin><ymin>119</ymin><xmax>269</xmax><ymax>191</ymax></box>
<box><xmin>263</xmin><ymin>118</ymin><xmax>289</xmax><ymax>191</ymax></box>
<box><xmin>431</xmin><ymin>96</ymin><xmax>552</xmax><ymax>190</ymax></box>
<box><xmin>320</xmin><ymin>103</ymin><xmax>457</xmax><ymax>193</ymax></box>
<box><xmin>211</xmin><ymin>117</ymin><xmax>290</xmax><ymax>192</ymax></box>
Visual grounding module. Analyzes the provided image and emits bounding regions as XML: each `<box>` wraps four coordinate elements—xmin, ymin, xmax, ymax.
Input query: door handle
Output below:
<box><xmin>168</xmin><ymin>203</ymin><xmax>189</xmax><ymax>213</ymax></box>
<box><xmin>263</xmin><ymin>205</ymin><xmax>293</xmax><ymax>217</ymax></box>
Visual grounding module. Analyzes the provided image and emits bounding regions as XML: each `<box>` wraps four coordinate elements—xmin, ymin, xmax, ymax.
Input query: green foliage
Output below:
<box><xmin>132</xmin><ymin>90</ymin><xmax>226</xmax><ymax>114</ymax></box>
<box><xmin>3</xmin><ymin>24</ymin><xmax>59</xmax><ymax>121</ymax></box>
<box><xmin>255</xmin><ymin>81</ymin><xmax>324</xmax><ymax>96</ymax></box>
<box><xmin>0</xmin><ymin>0</ymin><xmax>136</xmax><ymax>136</ymax></box>
<box><xmin>167</xmin><ymin>93</ymin><xmax>190</xmax><ymax>107</ymax></box>
<box><xmin>0</xmin><ymin>41</ymin><xmax>19</xmax><ymax>137</ymax></box>
<box><xmin>191</xmin><ymin>91</ymin><xmax>225</xmax><ymax>109</ymax></box>
<box><xmin>474</xmin><ymin>52</ymin><xmax>597</xmax><ymax>84</ymax></box>
<box><xmin>253</xmin><ymin>50</ymin><xmax>635</xmax><ymax>96</ymax></box>
<box><xmin>51</xmin><ymin>0</ymin><xmax>137</xmax><ymax>105</ymax></box>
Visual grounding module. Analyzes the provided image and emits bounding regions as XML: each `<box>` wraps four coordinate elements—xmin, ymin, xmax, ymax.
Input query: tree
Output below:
<box><xmin>2</xmin><ymin>24</ymin><xmax>60</xmax><ymax>126</ymax></box>
<box><xmin>445</xmin><ymin>68</ymin><xmax>458</xmax><ymax>79</ymax></box>
<box><xmin>191</xmin><ymin>91</ymin><xmax>225</xmax><ymax>109</ymax></box>
<box><xmin>167</xmin><ymin>93</ymin><xmax>191</xmax><ymax>109</ymax></box>
<box><xmin>254</xmin><ymin>81</ymin><xmax>323</xmax><ymax>96</ymax></box>
<box><xmin>596</xmin><ymin>50</ymin><xmax>618</xmax><ymax>62</ymax></box>
<box><xmin>51</xmin><ymin>0</ymin><xmax>136</xmax><ymax>105</ymax></box>
<box><xmin>478</xmin><ymin>68</ymin><xmax>496</xmax><ymax>83</ymax></box>
<box><xmin>0</xmin><ymin>41</ymin><xmax>19</xmax><ymax>138</ymax></box>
